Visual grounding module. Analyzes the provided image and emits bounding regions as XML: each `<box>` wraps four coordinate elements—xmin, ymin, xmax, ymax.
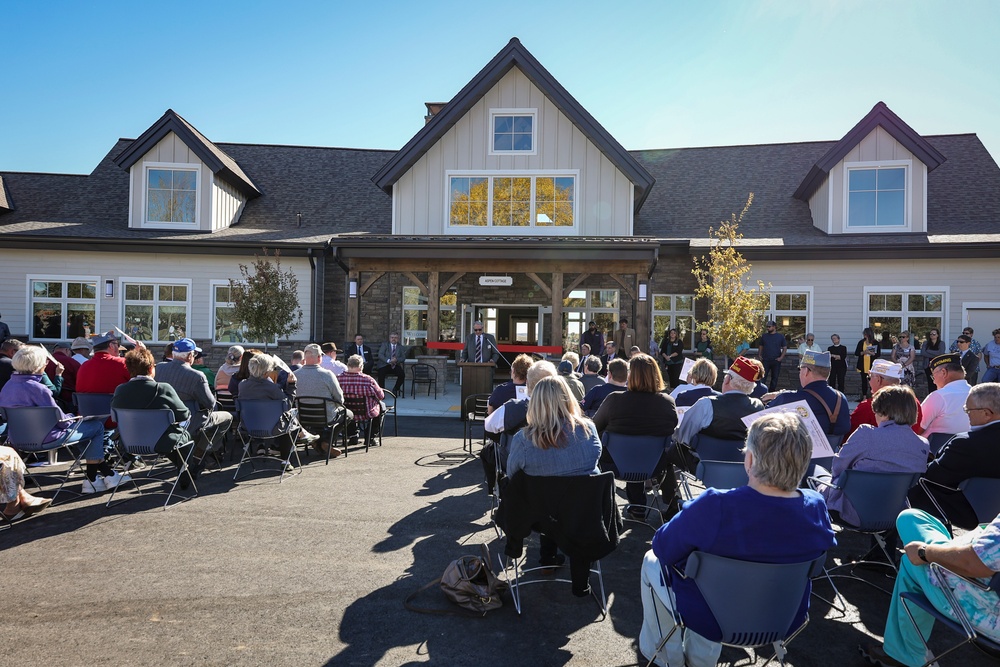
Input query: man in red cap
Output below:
<box><xmin>674</xmin><ymin>356</ymin><xmax>765</xmax><ymax>448</ymax></box>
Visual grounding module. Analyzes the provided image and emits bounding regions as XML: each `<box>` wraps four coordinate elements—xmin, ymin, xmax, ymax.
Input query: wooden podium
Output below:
<box><xmin>459</xmin><ymin>362</ymin><xmax>495</xmax><ymax>420</ymax></box>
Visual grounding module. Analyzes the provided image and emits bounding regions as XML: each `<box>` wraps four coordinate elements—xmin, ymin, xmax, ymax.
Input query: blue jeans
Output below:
<box><xmin>982</xmin><ymin>367</ymin><xmax>1000</xmax><ymax>384</ymax></box>
<box><xmin>64</xmin><ymin>420</ymin><xmax>107</xmax><ymax>460</ymax></box>
<box><xmin>763</xmin><ymin>360</ymin><xmax>782</xmax><ymax>391</ymax></box>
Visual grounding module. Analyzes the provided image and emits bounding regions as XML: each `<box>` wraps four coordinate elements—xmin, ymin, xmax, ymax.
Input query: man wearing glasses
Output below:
<box><xmin>460</xmin><ymin>321</ymin><xmax>499</xmax><ymax>364</ymax></box>
<box><xmin>76</xmin><ymin>330</ymin><xmax>132</xmax><ymax>395</ymax></box>
<box><xmin>918</xmin><ymin>353</ymin><xmax>972</xmax><ymax>440</ymax></box>
<box><xmin>909</xmin><ymin>382</ymin><xmax>1000</xmax><ymax>530</ymax></box>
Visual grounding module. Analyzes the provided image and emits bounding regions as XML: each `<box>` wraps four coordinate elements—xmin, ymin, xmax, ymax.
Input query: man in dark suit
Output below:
<box><xmin>345</xmin><ymin>334</ymin><xmax>375</xmax><ymax>375</ymax></box>
<box><xmin>908</xmin><ymin>382</ymin><xmax>1000</xmax><ymax>529</ymax></box>
<box><xmin>460</xmin><ymin>321</ymin><xmax>499</xmax><ymax>364</ymax></box>
<box><xmin>957</xmin><ymin>334</ymin><xmax>979</xmax><ymax>385</ymax></box>
<box><xmin>376</xmin><ymin>331</ymin><xmax>409</xmax><ymax>396</ymax></box>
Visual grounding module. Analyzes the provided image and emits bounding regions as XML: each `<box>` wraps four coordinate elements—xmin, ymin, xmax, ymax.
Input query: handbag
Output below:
<box><xmin>405</xmin><ymin>544</ymin><xmax>508</xmax><ymax>616</ymax></box>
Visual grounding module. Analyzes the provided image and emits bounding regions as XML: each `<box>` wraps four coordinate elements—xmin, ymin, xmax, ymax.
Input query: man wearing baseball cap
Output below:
<box><xmin>918</xmin><ymin>353</ymin><xmax>971</xmax><ymax>438</ymax></box>
<box><xmin>77</xmin><ymin>331</ymin><xmax>131</xmax><ymax>395</ymax></box>
<box><xmin>848</xmin><ymin>360</ymin><xmax>923</xmax><ymax>438</ymax></box>
<box><xmin>767</xmin><ymin>350</ymin><xmax>851</xmax><ymax>438</ymax></box>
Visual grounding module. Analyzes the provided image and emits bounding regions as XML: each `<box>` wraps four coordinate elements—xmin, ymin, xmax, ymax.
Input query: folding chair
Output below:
<box><xmin>694</xmin><ymin>460</ymin><xmax>749</xmax><ymax>492</ymax></box>
<box><xmin>601</xmin><ymin>432</ymin><xmax>672</xmax><ymax>523</ymax></box>
<box><xmin>233</xmin><ymin>399</ymin><xmax>303</xmax><ymax>482</ymax></box>
<box><xmin>106</xmin><ymin>407</ymin><xmax>197</xmax><ymax>509</ymax></box>
<box><xmin>899</xmin><ymin>563</ymin><xmax>1000</xmax><ymax>667</ymax></box>
<box><xmin>410</xmin><ymin>363</ymin><xmax>437</xmax><ymax>399</ymax></box>
<box><xmin>180</xmin><ymin>400</ymin><xmax>228</xmax><ymax>472</ymax></box>
<box><xmin>0</xmin><ymin>406</ymin><xmax>92</xmax><ymax>504</ymax></box>
<box><xmin>295</xmin><ymin>396</ymin><xmax>346</xmax><ymax>464</ymax></box>
<box><xmin>73</xmin><ymin>392</ymin><xmax>115</xmax><ymax>463</ymax></box>
<box><xmin>645</xmin><ymin>551</ymin><xmax>827</xmax><ymax>667</ymax></box>
<box><xmin>463</xmin><ymin>393</ymin><xmax>490</xmax><ymax>455</ymax></box>
<box><xmin>382</xmin><ymin>389</ymin><xmax>398</xmax><ymax>437</ymax></box>
<box><xmin>688</xmin><ymin>433</ymin><xmax>745</xmax><ymax>462</ymax></box>
<box><xmin>918</xmin><ymin>476</ymin><xmax>1000</xmax><ymax>533</ymax></box>
<box><xmin>927</xmin><ymin>432</ymin><xmax>957</xmax><ymax>456</ymax></box>
<box><xmin>214</xmin><ymin>391</ymin><xmax>239</xmax><ymax>461</ymax></box>
<box><xmin>342</xmin><ymin>394</ymin><xmax>382</xmax><ymax>453</ymax></box>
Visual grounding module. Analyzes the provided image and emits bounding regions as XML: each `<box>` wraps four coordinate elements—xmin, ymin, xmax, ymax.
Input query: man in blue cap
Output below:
<box><xmin>767</xmin><ymin>349</ymin><xmax>851</xmax><ymax>437</ymax></box>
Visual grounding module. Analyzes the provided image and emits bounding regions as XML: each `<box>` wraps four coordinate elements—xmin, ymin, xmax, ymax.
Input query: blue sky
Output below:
<box><xmin>3</xmin><ymin>0</ymin><xmax>998</xmax><ymax>174</ymax></box>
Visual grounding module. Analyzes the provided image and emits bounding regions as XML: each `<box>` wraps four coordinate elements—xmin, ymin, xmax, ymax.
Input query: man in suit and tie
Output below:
<box><xmin>345</xmin><ymin>334</ymin><xmax>374</xmax><ymax>375</ymax></box>
<box><xmin>614</xmin><ymin>318</ymin><xmax>636</xmax><ymax>359</ymax></box>
<box><xmin>461</xmin><ymin>321</ymin><xmax>499</xmax><ymax>364</ymax></box>
<box><xmin>377</xmin><ymin>332</ymin><xmax>409</xmax><ymax>396</ymax></box>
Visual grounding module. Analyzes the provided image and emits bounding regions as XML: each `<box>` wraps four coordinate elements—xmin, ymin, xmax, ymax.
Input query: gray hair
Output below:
<box><xmin>745</xmin><ymin>412</ymin><xmax>811</xmax><ymax>492</ymax></box>
<box><xmin>584</xmin><ymin>355</ymin><xmax>603</xmax><ymax>373</ymax></box>
<box><xmin>725</xmin><ymin>371</ymin><xmax>755</xmax><ymax>394</ymax></box>
<box><xmin>525</xmin><ymin>360</ymin><xmax>557</xmax><ymax>395</ymax></box>
<box><xmin>303</xmin><ymin>343</ymin><xmax>323</xmax><ymax>359</ymax></box>
<box><xmin>968</xmin><ymin>382</ymin><xmax>1000</xmax><ymax>413</ymax></box>
<box><xmin>226</xmin><ymin>345</ymin><xmax>245</xmax><ymax>363</ymax></box>
<box><xmin>248</xmin><ymin>354</ymin><xmax>275</xmax><ymax>379</ymax></box>
<box><xmin>346</xmin><ymin>354</ymin><xmax>364</xmax><ymax>370</ymax></box>
<box><xmin>12</xmin><ymin>346</ymin><xmax>47</xmax><ymax>374</ymax></box>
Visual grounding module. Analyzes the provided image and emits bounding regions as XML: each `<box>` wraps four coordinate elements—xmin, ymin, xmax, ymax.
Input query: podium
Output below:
<box><xmin>459</xmin><ymin>362</ymin><xmax>495</xmax><ymax>421</ymax></box>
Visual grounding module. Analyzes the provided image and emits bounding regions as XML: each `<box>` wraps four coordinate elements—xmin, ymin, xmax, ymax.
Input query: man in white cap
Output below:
<box><xmin>767</xmin><ymin>350</ymin><xmax>851</xmax><ymax>437</ymax></box>
<box><xmin>71</xmin><ymin>336</ymin><xmax>93</xmax><ymax>365</ymax></box>
<box><xmin>848</xmin><ymin>360</ymin><xmax>923</xmax><ymax>437</ymax></box>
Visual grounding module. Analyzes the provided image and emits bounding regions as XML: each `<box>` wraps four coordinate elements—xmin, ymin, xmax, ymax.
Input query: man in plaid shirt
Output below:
<box><xmin>338</xmin><ymin>354</ymin><xmax>385</xmax><ymax>435</ymax></box>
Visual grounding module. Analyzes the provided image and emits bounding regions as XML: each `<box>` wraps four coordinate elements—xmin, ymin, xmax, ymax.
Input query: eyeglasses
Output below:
<box><xmin>964</xmin><ymin>406</ymin><xmax>992</xmax><ymax>414</ymax></box>
<box><xmin>473</xmin><ymin>328</ymin><xmax>483</xmax><ymax>333</ymax></box>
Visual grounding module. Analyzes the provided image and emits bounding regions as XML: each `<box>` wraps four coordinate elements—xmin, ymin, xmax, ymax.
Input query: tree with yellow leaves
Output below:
<box><xmin>691</xmin><ymin>193</ymin><xmax>770</xmax><ymax>361</ymax></box>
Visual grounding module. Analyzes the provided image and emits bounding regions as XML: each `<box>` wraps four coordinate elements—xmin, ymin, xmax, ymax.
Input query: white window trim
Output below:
<box><xmin>141</xmin><ymin>161</ymin><xmax>202</xmax><ymax>230</ymax></box>
<box><xmin>862</xmin><ymin>286</ymin><xmax>949</xmax><ymax>341</ymax></box>
<box><xmin>26</xmin><ymin>274</ymin><xmax>101</xmax><ymax>342</ymax></box>
<box><xmin>444</xmin><ymin>169</ymin><xmax>580</xmax><ymax>236</ymax></box>
<box><xmin>119</xmin><ymin>277</ymin><xmax>193</xmax><ymax>344</ymax></box>
<box><xmin>769</xmin><ymin>287</ymin><xmax>813</xmax><ymax>353</ymax></box>
<box><xmin>209</xmin><ymin>279</ymin><xmax>271</xmax><ymax>346</ymax></box>
<box><xmin>652</xmin><ymin>294</ymin><xmax>697</xmax><ymax>350</ymax></box>
<box><xmin>402</xmin><ymin>286</ymin><xmax>457</xmax><ymax>344</ymax></box>
<box><xmin>488</xmin><ymin>108</ymin><xmax>538</xmax><ymax>156</ymax></box>
<box><xmin>842</xmin><ymin>159</ymin><xmax>911</xmax><ymax>232</ymax></box>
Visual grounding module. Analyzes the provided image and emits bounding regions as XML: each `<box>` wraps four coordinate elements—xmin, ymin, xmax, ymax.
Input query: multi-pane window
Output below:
<box><xmin>211</xmin><ymin>283</ymin><xmax>265</xmax><ymax>345</ymax></box>
<box><xmin>491</xmin><ymin>112</ymin><xmax>534</xmax><ymax>153</ymax></box>
<box><xmin>146</xmin><ymin>167</ymin><xmax>197</xmax><ymax>224</ymax></box>
<box><xmin>652</xmin><ymin>295</ymin><xmax>695</xmax><ymax>350</ymax></box>
<box><xmin>563</xmin><ymin>289</ymin><xmax>619</xmax><ymax>351</ymax></box>
<box><xmin>122</xmin><ymin>282</ymin><xmax>189</xmax><ymax>343</ymax></box>
<box><xmin>848</xmin><ymin>166</ymin><xmax>906</xmax><ymax>227</ymax></box>
<box><xmin>402</xmin><ymin>286</ymin><xmax>457</xmax><ymax>346</ymax></box>
<box><xmin>769</xmin><ymin>292</ymin><xmax>810</xmax><ymax>347</ymax></box>
<box><xmin>448</xmin><ymin>174</ymin><xmax>576</xmax><ymax>229</ymax></box>
<box><xmin>866</xmin><ymin>291</ymin><xmax>944</xmax><ymax>347</ymax></box>
<box><xmin>29</xmin><ymin>278</ymin><xmax>98</xmax><ymax>340</ymax></box>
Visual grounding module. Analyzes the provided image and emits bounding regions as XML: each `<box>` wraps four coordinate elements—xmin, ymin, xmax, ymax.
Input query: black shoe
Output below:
<box><xmin>572</xmin><ymin>585</ymin><xmax>592</xmax><ymax>598</ymax></box>
<box><xmin>539</xmin><ymin>553</ymin><xmax>566</xmax><ymax>575</ymax></box>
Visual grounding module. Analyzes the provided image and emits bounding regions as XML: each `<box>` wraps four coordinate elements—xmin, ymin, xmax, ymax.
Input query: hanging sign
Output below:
<box><xmin>479</xmin><ymin>276</ymin><xmax>513</xmax><ymax>287</ymax></box>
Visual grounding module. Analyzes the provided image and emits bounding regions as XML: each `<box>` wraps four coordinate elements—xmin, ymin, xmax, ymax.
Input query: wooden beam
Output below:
<box><xmin>551</xmin><ymin>272</ymin><xmax>564</xmax><ymax>349</ymax></box>
<box><xmin>359</xmin><ymin>271</ymin><xmax>385</xmax><ymax>296</ymax></box>
<box><xmin>401</xmin><ymin>271</ymin><xmax>427</xmax><ymax>296</ymax></box>
<box><xmin>562</xmin><ymin>273</ymin><xmax>590</xmax><ymax>298</ymax></box>
<box><xmin>427</xmin><ymin>272</ymin><xmax>440</xmax><ymax>347</ymax></box>
<box><xmin>345</xmin><ymin>270</ymin><xmax>359</xmax><ymax>341</ymax></box>
<box><xmin>350</xmin><ymin>258</ymin><xmax>648</xmax><ymax>274</ymax></box>
<box><xmin>635</xmin><ymin>274</ymin><xmax>649</xmax><ymax>356</ymax></box>
<box><xmin>439</xmin><ymin>272</ymin><xmax>465</xmax><ymax>298</ymax></box>
<box><xmin>525</xmin><ymin>272</ymin><xmax>552</xmax><ymax>298</ymax></box>
<box><xmin>609</xmin><ymin>273</ymin><xmax>636</xmax><ymax>300</ymax></box>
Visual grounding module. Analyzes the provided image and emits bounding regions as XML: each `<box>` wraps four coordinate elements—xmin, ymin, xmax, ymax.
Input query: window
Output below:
<box><xmin>402</xmin><ymin>286</ymin><xmax>457</xmax><ymax>346</ymax></box>
<box><xmin>562</xmin><ymin>289</ymin><xmax>619</xmax><ymax>351</ymax></box>
<box><xmin>122</xmin><ymin>280</ymin><xmax>190</xmax><ymax>343</ymax></box>
<box><xmin>145</xmin><ymin>164</ymin><xmax>198</xmax><ymax>226</ymax></box>
<box><xmin>211</xmin><ymin>282</ymin><xmax>266</xmax><ymax>345</ymax></box>
<box><xmin>490</xmin><ymin>110</ymin><xmax>535</xmax><ymax>154</ymax></box>
<box><xmin>847</xmin><ymin>165</ymin><xmax>906</xmax><ymax>228</ymax></box>
<box><xmin>764</xmin><ymin>290</ymin><xmax>811</xmax><ymax>348</ymax></box>
<box><xmin>866</xmin><ymin>289</ymin><xmax>945</xmax><ymax>347</ymax></box>
<box><xmin>652</xmin><ymin>295</ymin><xmax>696</xmax><ymax>350</ymax></box>
<box><xmin>29</xmin><ymin>277</ymin><xmax>99</xmax><ymax>340</ymax></box>
<box><xmin>448</xmin><ymin>172</ymin><xmax>576</xmax><ymax>231</ymax></box>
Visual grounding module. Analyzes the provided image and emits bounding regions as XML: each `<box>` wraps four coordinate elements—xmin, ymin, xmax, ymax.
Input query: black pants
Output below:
<box><xmin>377</xmin><ymin>364</ymin><xmax>405</xmax><ymax>394</ymax></box>
<box><xmin>828</xmin><ymin>364</ymin><xmax>847</xmax><ymax>392</ymax></box>
<box><xmin>539</xmin><ymin>534</ymin><xmax>592</xmax><ymax>595</ymax></box>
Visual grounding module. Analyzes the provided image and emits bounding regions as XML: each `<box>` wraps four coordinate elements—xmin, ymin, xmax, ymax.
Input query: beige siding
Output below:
<box><xmin>127</xmin><ymin>132</ymin><xmax>217</xmax><ymax>232</ymax></box>
<box><xmin>808</xmin><ymin>177</ymin><xmax>830</xmax><ymax>233</ymax></box>
<box><xmin>820</xmin><ymin>126</ymin><xmax>927</xmax><ymax>234</ymax></box>
<box><xmin>1</xmin><ymin>249</ymin><xmax>312</xmax><ymax>342</ymax></box>
<box><xmin>751</xmin><ymin>257</ymin><xmax>999</xmax><ymax>343</ymax></box>
<box><xmin>212</xmin><ymin>176</ymin><xmax>246</xmax><ymax>231</ymax></box>
<box><xmin>393</xmin><ymin>67</ymin><xmax>634</xmax><ymax>236</ymax></box>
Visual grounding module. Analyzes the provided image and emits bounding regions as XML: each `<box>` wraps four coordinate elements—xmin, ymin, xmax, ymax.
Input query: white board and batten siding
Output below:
<box><xmin>1</xmin><ymin>249</ymin><xmax>311</xmax><ymax>343</ymax></box>
<box><xmin>811</xmin><ymin>126</ymin><xmax>927</xmax><ymax>235</ymax></box>
<box><xmin>127</xmin><ymin>132</ymin><xmax>247</xmax><ymax>232</ymax></box>
<box><xmin>751</xmin><ymin>257</ymin><xmax>1000</xmax><ymax>343</ymax></box>
<box><xmin>392</xmin><ymin>67</ymin><xmax>635</xmax><ymax>236</ymax></box>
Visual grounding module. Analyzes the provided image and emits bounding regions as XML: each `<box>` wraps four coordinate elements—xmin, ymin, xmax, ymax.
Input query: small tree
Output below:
<box><xmin>228</xmin><ymin>248</ymin><xmax>303</xmax><ymax>352</ymax></box>
<box><xmin>691</xmin><ymin>194</ymin><xmax>771</xmax><ymax>362</ymax></box>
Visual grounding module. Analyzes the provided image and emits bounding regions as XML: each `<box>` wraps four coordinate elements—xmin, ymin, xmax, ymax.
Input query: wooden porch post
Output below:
<box><xmin>427</xmin><ymin>272</ymin><xmax>440</xmax><ymax>345</ymax></box>
<box><xmin>635</xmin><ymin>274</ymin><xmax>649</xmax><ymax>354</ymax></box>
<box><xmin>551</xmin><ymin>272</ymin><xmax>563</xmax><ymax>350</ymax></box>
<box><xmin>345</xmin><ymin>269</ymin><xmax>359</xmax><ymax>341</ymax></box>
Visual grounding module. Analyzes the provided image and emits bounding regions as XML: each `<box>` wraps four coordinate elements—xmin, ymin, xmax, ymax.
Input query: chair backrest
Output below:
<box><xmin>111</xmin><ymin>408</ymin><xmax>178</xmax><ymax>455</ymax></box>
<box><xmin>295</xmin><ymin>396</ymin><xmax>336</xmax><ymax>429</ymax></box>
<box><xmin>0</xmin><ymin>406</ymin><xmax>64</xmax><ymax>450</ymax></box>
<box><xmin>684</xmin><ymin>551</ymin><xmax>825</xmax><ymax>647</ymax></box>
<box><xmin>235</xmin><ymin>399</ymin><xmax>287</xmax><ymax>437</ymax></box>
<box><xmin>74</xmin><ymin>392</ymin><xmax>113</xmax><ymax>418</ymax></box>
<box><xmin>839</xmin><ymin>469</ymin><xmax>920</xmax><ymax>532</ymax></box>
<box><xmin>601</xmin><ymin>432</ymin><xmax>671</xmax><ymax>482</ymax></box>
<box><xmin>959</xmin><ymin>477</ymin><xmax>1000</xmax><ymax>525</ymax></box>
<box><xmin>465</xmin><ymin>393</ymin><xmax>490</xmax><ymax>421</ymax></box>
<box><xmin>215</xmin><ymin>391</ymin><xmax>237</xmax><ymax>414</ymax></box>
<box><xmin>412</xmin><ymin>363</ymin><xmax>436</xmax><ymax>381</ymax></box>
<box><xmin>342</xmin><ymin>394</ymin><xmax>371</xmax><ymax>423</ymax></box>
<box><xmin>690</xmin><ymin>434</ymin><xmax>745</xmax><ymax>462</ymax></box>
<box><xmin>695</xmin><ymin>460</ymin><xmax>749</xmax><ymax>491</ymax></box>
<box><xmin>928</xmin><ymin>432</ymin><xmax>957</xmax><ymax>455</ymax></box>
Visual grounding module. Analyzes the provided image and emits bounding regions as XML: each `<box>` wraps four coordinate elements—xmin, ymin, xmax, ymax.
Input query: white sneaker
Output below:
<box><xmin>103</xmin><ymin>472</ymin><xmax>133</xmax><ymax>488</ymax></box>
<box><xmin>82</xmin><ymin>477</ymin><xmax>108</xmax><ymax>494</ymax></box>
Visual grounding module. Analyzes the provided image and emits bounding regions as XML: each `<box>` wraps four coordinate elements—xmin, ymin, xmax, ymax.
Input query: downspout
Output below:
<box><xmin>307</xmin><ymin>248</ymin><xmax>317</xmax><ymax>341</ymax></box>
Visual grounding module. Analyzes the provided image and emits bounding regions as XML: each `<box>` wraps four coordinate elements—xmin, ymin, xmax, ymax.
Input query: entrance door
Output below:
<box><xmin>463</xmin><ymin>303</ymin><xmax>545</xmax><ymax>367</ymax></box>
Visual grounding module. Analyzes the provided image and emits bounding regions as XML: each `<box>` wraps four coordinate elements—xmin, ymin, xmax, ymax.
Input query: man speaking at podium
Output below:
<box><xmin>461</xmin><ymin>321</ymin><xmax>500</xmax><ymax>364</ymax></box>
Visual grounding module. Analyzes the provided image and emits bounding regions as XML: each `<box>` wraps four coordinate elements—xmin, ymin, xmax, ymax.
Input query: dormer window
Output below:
<box><xmin>490</xmin><ymin>110</ymin><xmax>536</xmax><ymax>154</ymax></box>
<box><xmin>145</xmin><ymin>164</ymin><xmax>199</xmax><ymax>227</ymax></box>
<box><xmin>847</xmin><ymin>163</ymin><xmax>908</xmax><ymax>229</ymax></box>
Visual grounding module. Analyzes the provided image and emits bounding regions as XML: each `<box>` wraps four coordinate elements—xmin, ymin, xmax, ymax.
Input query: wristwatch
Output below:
<box><xmin>917</xmin><ymin>545</ymin><xmax>929</xmax><ymax>563</ymax></box>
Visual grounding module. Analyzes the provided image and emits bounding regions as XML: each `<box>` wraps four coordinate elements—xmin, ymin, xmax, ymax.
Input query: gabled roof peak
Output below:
<box><xmin>113</xmin><ymin>109</ymin><xmax>261</xmax><ymax>199</ymax></box>
<box><xmin>794</xmin><ymin>101</ymin><xmax>947</xmax><ymax>201</ymax></box>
